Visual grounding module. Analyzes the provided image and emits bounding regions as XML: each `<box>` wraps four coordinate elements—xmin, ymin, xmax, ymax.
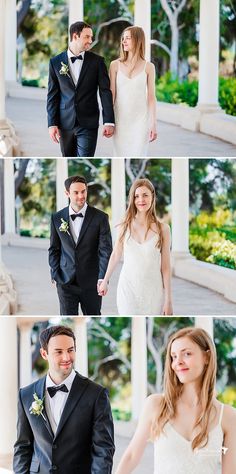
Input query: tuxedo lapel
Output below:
<box><xmin>60</xmin><ymin>51</ymin><xmax>75</xmax><ymax>89</ymax></box>
<box><xmin>34</xmin><ymin>377</ymin><xmax>54</xmax><ymax>439</ymax></box>
<box><xmin>54</xmin><ymin>373</ymin><xmax>89</xmax><ymax>439</ymax></box>
<box><xmin>59</xmin><ymin>206</ymin><xmax>76</xmax><ymax>248</ymax></box>
<box><xmin>76</xmin><ymin>51</ymin><xmax>90</xmax><ymax>89</ymax></box>
<box><xmin>76</xmin><ymin>206</ymin><xmax>94</xmax><ymax>246</ymax></box>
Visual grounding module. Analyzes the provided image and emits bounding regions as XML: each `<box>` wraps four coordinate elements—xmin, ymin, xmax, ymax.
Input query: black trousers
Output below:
<box><xmin>57</xmin><ymin>280</ymin><xmax>102</xmax><ymax>316</ymax></box>
<box><xmin>59</xmin><ymin>126</ymin><xmax>98</xmax><ymax>157</ymax></box>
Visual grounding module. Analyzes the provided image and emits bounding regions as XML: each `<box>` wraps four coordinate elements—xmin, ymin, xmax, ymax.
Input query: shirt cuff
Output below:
<box><xmin>104</xmin><ymin>123</ymin><xmax>115</xmax><ymax>126</ymax></box>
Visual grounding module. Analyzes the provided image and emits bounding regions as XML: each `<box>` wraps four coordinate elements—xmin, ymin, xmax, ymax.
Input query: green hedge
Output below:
<box><xmin>156</xmin><ymin>73</ymin><xmax>236</xmax><ymax>116</ymax></box>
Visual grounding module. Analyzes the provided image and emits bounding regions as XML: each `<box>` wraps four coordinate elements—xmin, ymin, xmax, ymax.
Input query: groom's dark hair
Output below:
<box><xmin>39</xmin><ymin>325</ymin><xmax>76</xmax><ymax>352</ymax></box>
<box><xmin>64</xmin><ymin>175</ymin><xmax>88</xmax><ymax>192</ymax></box>
<box><xmin>69</xmin><ymin>21</ymin><xmax>92</xmax><ymax>41</ymax></box>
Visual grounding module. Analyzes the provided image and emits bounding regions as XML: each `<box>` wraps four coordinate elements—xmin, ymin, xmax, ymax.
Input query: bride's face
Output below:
<box><xmin>134</xmin><ymin>186</ymin><xmax>153</xmax><ymax>213</ymax></box>
<box><xmin>122</xmin><ymin>31</ymin><xmax>134</xmax><ymax>52</ymax></box>
<box><xmin>170</xmin><ymin>336</ymin><xmax>208</xmax><ymax>385</ymax></box>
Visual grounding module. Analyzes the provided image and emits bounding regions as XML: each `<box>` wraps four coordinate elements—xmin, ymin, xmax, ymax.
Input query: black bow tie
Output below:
<box><xmin>71</xmin><ymin>55</ymin><xmax>83</xmax><ymax>63</ymax></box>
<box><xmin>47</xmin><ymin>384</ymin><xmax>69</xmax><ymax>398</ymax></box>
<box><xmin>71</xmin><ymin>213</ymin><xmax>83</xmax><ymax>221</ymax></box>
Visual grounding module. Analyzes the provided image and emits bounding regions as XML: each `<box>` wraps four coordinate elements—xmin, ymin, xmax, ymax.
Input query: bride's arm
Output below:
<box><xmin>109</xmin><ymin>60</ymin><xmax>118</xmax><ymax>105</ymax></box>
<box><xmin>115</xmin><ymin>395</ymin><xmax>161</xmax><ymax>474</ymax></box>
<box><xmin>98</xmin><ymin>230</ymin><xmax>124</xmax><ymax>295</ymax></box>
<box><xmin>146</xmin><ymin>62</ymin><xmax>157</xmax><ymax>142</ymax></box>
<box><xmin>160</xmin><ymin>223</ymin><xmax>173</xmax><ymax>315</ymax></box>
<box><xmin>222</xmin><ymin>405</ymin><xmax>236</xmax><ymax>473</ymax></box>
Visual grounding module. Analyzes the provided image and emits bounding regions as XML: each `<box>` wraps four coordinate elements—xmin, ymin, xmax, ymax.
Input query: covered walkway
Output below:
<box><xmin>2</xmin><ymin>244</ymin><xmax>236</xmax><ymax>315</ymax></box>
<box><xmin>6</xmin><ymin>96</ymin><xmax>236</xmax><ymax>157</ymax></box>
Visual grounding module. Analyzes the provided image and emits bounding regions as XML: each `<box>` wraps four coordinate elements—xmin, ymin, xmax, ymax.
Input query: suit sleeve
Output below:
<box><xmin>98</xmin><ymin>58</ymin><xmax>115</xmax><ymax>124</ymax></box>
<box><xmin>47</xmin><ymin>59</ymin><xmax>61</xmax><ymax>127</ymax></box>
<box><xmin>48</xmin><ymin>214</ymin><xmax>61</xmax><ymax>281</ymax></box>
<box><xmin>98</xmin><ymin>213</ymin><xmax>112</xmax><ymax>280</ymax></box>
<box><xmin>91</xmin><ymin>388</ymin><xmax>115</xmax><ymax>474</ymax></box>
<box><xmin>13</xmin><ymin>390</ymin><xmax>34</xmax><ymax>474</ymax></box>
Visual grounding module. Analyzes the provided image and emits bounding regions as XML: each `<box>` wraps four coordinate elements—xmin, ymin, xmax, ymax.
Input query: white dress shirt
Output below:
<box><xmin>67</xmin><ymin>48</ymin><xmax>85</xmax><ymax>85</ymax></box>
<box><xmin>69</xmin><ymin>202</ymin><xmax>87</xmax><ymax>243</ymax></box>
<box><xmin>45</xmin><ymin>369</ymin><xmax>76</xmax><ymax>432</ymax></box>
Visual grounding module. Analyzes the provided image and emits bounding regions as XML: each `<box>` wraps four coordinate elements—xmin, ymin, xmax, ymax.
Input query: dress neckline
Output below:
<box><xmin>167</xmin><ymin>403</ymin><xmax>224</xmax><ymax>444</ymax></box>
<box><xmin>130</xmin><ymin>234</ymin><xmax>157</xmax><ymax>246</ymax></box>
<box><xmin>118</xmin><ymin>61</ymin><xmax>147</xmax><ymax>80</ymax></box>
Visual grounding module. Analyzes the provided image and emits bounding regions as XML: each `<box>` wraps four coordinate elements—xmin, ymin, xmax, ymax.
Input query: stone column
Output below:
<box><xmin>0</xmin><ymin>0</ymin><xmax>6</xmax><ymax>124</ymax></box>
<box><xmin>18</xmin><ymin>319</ymin><xmax>33</xmax><ymax>388</ymax></box>
<box><xmin>195</xmin><ymin>316</ymin><xmax>213</xmax><ymax>338</ymax></box>
<box><xmin>111</xmin><ymin>158</ymin><xmax>126</xmax><ymax>241</ymax></box>
<box><xmin>4</xmin><ymin>158</ymin><xmax>16</xmax><ymax>234</ymax></box>
<box><xmin>198</xmin><ymin>0</ymin><xmax>220</xmax><ymax>111</ymax></box>
<box><xmin>171</xmin><ymin>158</ymin><xmax>189</xmax><ymax>256</ymax></box>
<box><xmin>74</xmin><ymin>317</ymin><xmax>88</xmax><ymax>377</ymax></box>
<box><xmin>134</xmin><ymin>0</ymin><xmax>151</xmax><ymax>61</ymax></box>
<box><xmin>5</xmin><ymin>0</ymin><xmax>17</xmax><ymax>83</ymax></box>
<box><xmin>0</xmin><ymin>316</ymin><xmax>17</xmax><ymax>455</ymax></box>
<box><xmin>56</xmin><ymin>159</ymin><xmax>68</xmax><ymax>211</ymax></box>
<box><xmin>69</xmin><ymin>0</ymin><xmax>84</xmax><ymax>26</ymax></box>
<box><xmin>131</xmin><ymin>317</ymin><xmax>147</xmax><ymax>420</ymax></box>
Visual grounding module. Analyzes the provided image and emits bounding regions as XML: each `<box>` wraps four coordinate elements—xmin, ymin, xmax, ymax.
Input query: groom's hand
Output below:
<box><xmin>103</xmin><ymin>125</ymin><xmax>114</xmax><ymax>138</ymax></box>
<box><xmin>49</xmin><ymin>126</ymin><xmax>61</xmax><ymax>143</ymax></box>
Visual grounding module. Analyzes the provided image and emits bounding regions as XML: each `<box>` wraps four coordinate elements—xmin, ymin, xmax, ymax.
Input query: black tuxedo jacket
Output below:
<box><xmin>13</xmin><ymin>372</ymin><xmax>115</xmax><ymax>474</ymax></box>
<box><xmin>47</xmin><ymin>50</ymin><xmax>115</xmax><ymax>130</ymax></box>
<box><xmin>48</xmin><ymin>205</ymin><xmax>112</xmax><ymax>288</ymax></box>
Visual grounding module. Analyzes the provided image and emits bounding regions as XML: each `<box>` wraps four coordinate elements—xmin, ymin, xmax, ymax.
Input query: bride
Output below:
<box><xmin>115</xmin><ymin>326</ymin><xmax>236</xmax><ymax>474</ymax></box>
<box><xmin>98</xmin><ymin>178</ymin><xmax>173</xmax><ymax>315</ymax></box>
<box><xmin>110</xmin><ymin>26</ymin><xmax>157</xmax><ymax>157</ymax></box>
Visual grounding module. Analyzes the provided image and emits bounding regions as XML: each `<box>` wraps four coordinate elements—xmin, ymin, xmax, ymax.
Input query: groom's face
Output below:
<box><xmin>73</xmin><ymin>27</ymin><xmax>93</xmax><ymax>53</ymax></box>
<box><xmin>40</xmin><ymin>335</ymin><xmax>76</xmax><ymax>382</ymax></box>
<box><xmin>66</xmin><ymin>182</ymin><xmax>88</xmax><ymax>212</ymax></box>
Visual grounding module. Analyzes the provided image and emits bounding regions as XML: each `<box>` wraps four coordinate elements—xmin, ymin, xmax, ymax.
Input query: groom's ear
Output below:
<box><xmin>40</xmin><ymin>347</ymin><xmax>48</xmax><ymax>361</ymax></box>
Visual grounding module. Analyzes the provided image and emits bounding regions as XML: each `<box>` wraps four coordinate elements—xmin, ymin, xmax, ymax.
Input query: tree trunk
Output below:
<box><xmin>17</xmin><ymin>0</ymin><xmax>32</xmax><ymax>35</ymax></box>
<box><xmin>15</xmin><ymin>158</ymin><xmax>30</xmax><ymax>195</ymax></box>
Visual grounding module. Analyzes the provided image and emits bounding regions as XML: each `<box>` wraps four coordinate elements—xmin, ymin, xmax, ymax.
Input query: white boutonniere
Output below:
<box><xmin>59</xmin><ymin>61</ymin><xmax>70</xmax><ymax>77</ymax></box>
<box><xmin>59</xmin><ymin>217</ymin><xmax>70</xmax><ymax>235</ymax></box>
<box><xmin>29</xmin><ymin>393</ymin><xmax>46</xmax><ymax>420</ymax></box>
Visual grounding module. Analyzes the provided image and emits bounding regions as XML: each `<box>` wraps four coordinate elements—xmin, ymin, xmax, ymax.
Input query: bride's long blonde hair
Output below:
<box><xmin>118</xmin><ymin>178</ymin><xmax>163</xmax><ymax>249</ymax></box>
<box><xmin>119</xmin><ymin>26</ymin><xmax>145</xmax><ymax>76</ymax></box>
<box><xmin>151</xmin><ymin>327</ymin><xmax>217</xmax><ymax>450</ymax></box>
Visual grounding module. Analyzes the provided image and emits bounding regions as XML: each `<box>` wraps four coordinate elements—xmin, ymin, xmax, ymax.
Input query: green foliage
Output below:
<box><xmin>156</xmin><ymin>72</ymin><xmax>198</xmax><ymax>106</ymax></box>
<box><xmin>189</xmin><ymin>208</ymin><xmax>236</xmax><ymax>269</ymax></box>
<box><xmin>156</xmin><ymin>74</ymin><xmax>236</xmax><ymax>115</ymax></box>
<box><xmin>219</xmin><ymin>77</ymin><xmax>236</xmax><ymax>116</ymax></box>
<box><xmin>218</xmin><ymin>388</ymin><xmax>236</xmax><ymax>408</ymax></box>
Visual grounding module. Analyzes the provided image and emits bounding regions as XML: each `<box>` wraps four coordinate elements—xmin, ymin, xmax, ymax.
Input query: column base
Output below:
<box><xmin>172</xmin><ymin>251</ymin><xmax>195</xmax><ymax>277</ymax></box>
<box><xmin>196</xmin><ymin>103</ymin><xmax>222</xmax><ymax>114</ymax></box>
<box><xmin>0</xmin><ymin>263</ymin><xmax>17</xmax><ymax>315</ymax></box>
<box><xmin>0</xmin><ymin>118</ymin><xmax>20</xmax><ymax>157</ymax></box>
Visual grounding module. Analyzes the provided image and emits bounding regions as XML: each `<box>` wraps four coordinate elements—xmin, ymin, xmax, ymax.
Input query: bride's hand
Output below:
<box><xmin>149</xmin><ymin>126</ymin><xmax>157</xmax><ymax>142</ymax></box>
<box><xmin>97</xmin><ymin>280</ymin><xmax>108</xmax><ymax>296</ymax></box>
<box><xmin>162</xmin><ymin>301</ymin><xmax>173</xmax><ymax>315</ymax></box>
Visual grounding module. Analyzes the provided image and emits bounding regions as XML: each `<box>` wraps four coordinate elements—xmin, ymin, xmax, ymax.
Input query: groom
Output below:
<box><xmin>47</xmin><ymin>21</ymin><xmax>115</xmax><ymax>157</ymax></box>
<box><xmin>13</xmin><ymin>325</ymin><xmax>115</xmax><ymax>474</ymax></box>
<box><xmin>48</xmin><ymin>175</ymin><xmax>112</xmax><ymax>315</ymax></box>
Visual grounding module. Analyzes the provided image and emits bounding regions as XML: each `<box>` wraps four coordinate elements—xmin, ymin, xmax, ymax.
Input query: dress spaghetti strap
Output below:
<box><xmin>218</xmin><ymin>403</ymin><xmax>224</xmax><ymax>426</ymax></box>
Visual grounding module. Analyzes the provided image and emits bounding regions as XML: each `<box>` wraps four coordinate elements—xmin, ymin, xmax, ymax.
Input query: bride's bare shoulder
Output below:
<box><xmin>143</xmin><ymin>394</ymin><xmax>164</xmax><ymax>417</ymax></box>
<box><xmin>110</xmin><ymin>59</ymin><xmax>120</xmax><ymax>71</ymax></box>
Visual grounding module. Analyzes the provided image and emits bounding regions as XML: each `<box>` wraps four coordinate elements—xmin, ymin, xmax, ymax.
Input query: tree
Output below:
<box><xmin>160</xmin><ymin>0</ymin><xmax>187</xmax><ymax>76</ymax></box>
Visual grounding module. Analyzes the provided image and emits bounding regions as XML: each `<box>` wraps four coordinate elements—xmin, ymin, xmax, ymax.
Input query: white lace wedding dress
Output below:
<box><xmin>113</xmin><ymin>62</ymin><xmax>149</xmax><ymax>157</ymax></box>
<box><xmin>153</xmin><ymin>404</ymin><xmax>224</xmax><ymax>474</ymax></box>
<box><xmin>117</xmin><ymin>233</ymin><xmax>164</xmax><ymax>315</ymax></box>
